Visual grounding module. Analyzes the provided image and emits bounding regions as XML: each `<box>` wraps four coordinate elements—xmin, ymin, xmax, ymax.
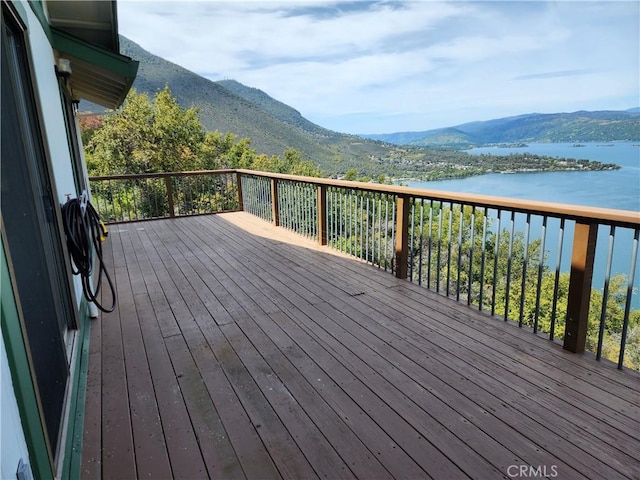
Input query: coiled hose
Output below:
<box><xmin>62</xmin><ymin>196</ymin><xmax>116</xmax><ymax>313</ymax></box>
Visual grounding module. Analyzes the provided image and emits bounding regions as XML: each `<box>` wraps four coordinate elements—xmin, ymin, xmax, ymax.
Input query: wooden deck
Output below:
<box><xmin>82</xmin><ymin>212</ymin><xmax>640</xmax><ymax>480</ymax></box>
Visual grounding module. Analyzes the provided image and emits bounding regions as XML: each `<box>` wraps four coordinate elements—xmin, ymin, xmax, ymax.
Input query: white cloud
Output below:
<box><xmin>118</xmin><ymin>0</ymin><xmax>640</xmax><ymax>133</ymax></box>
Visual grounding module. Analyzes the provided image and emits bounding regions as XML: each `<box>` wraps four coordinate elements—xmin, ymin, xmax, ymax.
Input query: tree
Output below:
<box><xmin>344</xmin><ymin>169</ymin><xmax>358</xmax><ymax>181</ymax></box>
<box><xmin>86</xmin><ymin>86</ymin><xmax>204</xmax><ymax>175</ymax></box>
<box><xmin>83</xmin><ymin>87</ymin><xmax>321</xmax><ymax>178</ymax></box>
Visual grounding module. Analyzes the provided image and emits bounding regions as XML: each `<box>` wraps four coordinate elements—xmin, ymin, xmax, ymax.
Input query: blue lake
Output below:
<box><xmin>404</xmin><ymin>142</ymin><xmax>640</xmax><ymax>308</ymax></box>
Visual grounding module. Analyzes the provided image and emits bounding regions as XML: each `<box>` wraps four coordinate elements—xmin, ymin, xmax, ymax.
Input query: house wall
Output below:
<box><xmin>24</xmin><ymin>5</ymin><xmax>85</xmax><ymax>307</ymax></box>
<box><xmin>1</xmin><ymin>2</ymin><xmax>91</xmax><ymax>478</ymax></box>
<box><xmin>0</xmin><ymin>338</ymin><xmax>31</xmax><ymax>480</ymax></box>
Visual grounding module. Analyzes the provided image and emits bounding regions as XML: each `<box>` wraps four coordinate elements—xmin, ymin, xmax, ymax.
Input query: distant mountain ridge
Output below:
<box><xmin>361</xmin><ymin>110</ymin><xmax>640</xmax><ymax>147</ymax></box>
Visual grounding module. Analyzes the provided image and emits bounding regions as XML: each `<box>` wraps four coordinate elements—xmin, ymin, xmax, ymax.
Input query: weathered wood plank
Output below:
<box><xmin>221</xmin><ymin>321</ymin><xmax>358</xmax><ymax>479</ymax></box>
<box><xmin>112</xmin><ymin>231</ymin><xmax>173</xmax><ymax>479</ymax></box>
<box><xmin>137</xmin><ymin>223</ymin><xmax>284</xmax><ymax>479</ymax></box>
<box><xmin>98</xmin><ymin>231</ymin><xmax>137</xmax><ymax>479</ymax></box>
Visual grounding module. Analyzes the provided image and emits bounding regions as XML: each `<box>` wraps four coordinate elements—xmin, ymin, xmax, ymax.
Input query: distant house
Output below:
<box><xmin>1</xmin><ymin>1</ymin><xmax>137</xmax><ymax>478</ymax></box>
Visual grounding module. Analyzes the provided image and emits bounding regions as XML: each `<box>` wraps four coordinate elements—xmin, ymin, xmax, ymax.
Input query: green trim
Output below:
<box><xmin>51</xmin><ymin>26</ymin><xmax>138</xmax><ymax>107</ymax></box>
<box><xmin>61</xmin><ymin>298</ymin><xmax>91</xmax><ymax>480</ymax></box>
<box><xmin>51</xmin><ymin>27</ymin><xmax>138</xmax><ymax>79</ymax></box>
<box><xmin>27</xmin><ymin>0</ymin><xmax>52</xmax><ymax>41</ymax></box>
<box><xmin>28</xmin><ymin>1</ymin><xmax>47</xmax><ymax>23</ymax></box>
<box><xmin>1</xmin><ymin>236</ymin><xmax>54</xmax><ymax>480</ymax></box>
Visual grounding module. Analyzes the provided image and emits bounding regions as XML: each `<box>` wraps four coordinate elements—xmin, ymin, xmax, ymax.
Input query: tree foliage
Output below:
<box><xmin>84</xmin><ymin>87</ymin><xmax>322</xmax><ymax>177</ymax></box>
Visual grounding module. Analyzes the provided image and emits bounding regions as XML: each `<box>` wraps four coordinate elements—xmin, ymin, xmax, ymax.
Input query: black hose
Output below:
<box><xmin>61</xmin><ymin>197</ymin><xmax>116</xmax><ymax>313</ymax></box>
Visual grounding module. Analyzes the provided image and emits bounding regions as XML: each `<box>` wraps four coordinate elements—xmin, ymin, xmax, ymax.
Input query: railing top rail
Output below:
<box><xmin>89</xmin><ymin>169</ymin><xmax>237</xmax><ymax>181</ymax></box>
<box><xmin>236</xmin><ymin>169</ymin><xmax>640</xmax><ymax>228</ymax></box>
<box><xmin>88</xmin><ymin>169</ymin><xmax>640</xmax><ymax>228</ymax></box>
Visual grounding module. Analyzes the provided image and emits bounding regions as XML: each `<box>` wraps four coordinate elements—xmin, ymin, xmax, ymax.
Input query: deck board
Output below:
<box><xmin>83</xmin><ymin>212</ymin><xmax>640</xmax><ymax>480</ymax></box>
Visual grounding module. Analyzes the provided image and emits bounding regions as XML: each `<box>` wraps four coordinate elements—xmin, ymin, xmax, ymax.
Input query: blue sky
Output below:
<box><xmin>117</xmin><ymin>1</ymin><xmax>639</xmax><ymax>134</ymax></box>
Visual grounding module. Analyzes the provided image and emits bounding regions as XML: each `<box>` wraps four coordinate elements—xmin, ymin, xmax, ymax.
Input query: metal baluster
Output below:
<box><xmin>427</xmin><ymin>200</ymin><xmax>433</xmax><ymax>289</ymax></box>
<box><xmin>596</xmin><ymin>225</ymin><xmax>616</xmax><ymax>359</ymax></box>
<box><xmin>307</xmin><ymin>184</ymin><xmax>311</xmax><ymax>235</ymax></box>
<box><xmin>293</xmin><ymin>182</ymin><xmax>299</xmax><ymax>232</ymax></box>
<box><xmin>341</xmin><ymin>189</ymin><xmax>346</xmax><ymax>251</ymax></box>
<box><xmin>518</xmin><ymin>213</ymin><xmax>531</xmax><ymax>327</ymax></box>
<box><xmin>491</xmin><ymin>210</ymin><xmax>501</xmax><ymax>316</ymax></box>
<box><xmin>293</xmin><ymin>182</ymin><xmax>298</xmax><ymax>232</ymax></box>
<box><xmin>253</xmin><ymin>178</ymin><xmax>258</xmax><ymax>217</ymax></box>
<box><xmin>436</xmin><ymin>202</ymin><xmax>443</xmax><ymax>293</ymax></box>
<box><xmin>359</xmin><ymin>194</ymin><xmax>364</xmax><ymax>259</ymax></box>
<box><xmin>265</xmin><ymin>178</ymin><xmax>271</xmax><ymax>221</ymax></box>
<box><xmin>468</xmin><ymin>206</ymin><xmax>476</xmax><ymax>306</ymax></box>
<box><xmin>289</xmin><ymin>183</ymin><xmax>298</xmax><ymax>232</ymax></box>
<box><xmin>446</xmin><ymin>204</ymin><xmax>453</xmax><ymax>296</ymax></box>
<box><xmin>313</xmin><ymin>185</ymin><xmax>318</xmax><ymax>239</ymax></box>
<box><xmin>346</xmin><ymin>191</ymin><xmax>351</xmax><ymax>256</ymax></box>
<box><xmin>303</xmin><ymin>183</ymin><xmax>308</xmax><ymax>235</ymax></box>
<box><xmin>335</xmin><ymin>188</ymin><xmax>340</xmax><ymax>245</ymax></box>
<box><xmin>504</xmin><ymin>211</ymin><xmax>516</xmax><ymax>322</ymax></box>
<box><xmin>550</xmin><ymin>218</ymin><xmax>565</xmax><ymax>341</ymax></box>
<box><xmin>151</xmin><ymin>178</ymin><xmax>158</xmax><ymax>216</ymax></box>
<box><xmin>533</xmin><ymin>216</ymin><xmax>548</xmax><ymax>333</ymax></box>
<box><xmin>328</xmin><ymin>188</ymin><xmax>333</xmax><ymax>244</ymax></box>
<box><xmin>212</xmin><ymin>175</ymin><xmax>218</xmax><ymax>212</ymax></box>
<box><xmin>479</xmin><ymin>207</ymin><xmax>488</xmax><ymax>311</ymax></box>
<box><xmin>618</xmin><ymin>228</ymin><xmax>639</xmax><ymax>369</ymax></box>
<box><xmin>119</xmin><ymin>180</ymin><xmax>127</xmax><ymax>221</ymax></box>
<box><xmin>260</xmin><ymin>178</ymin><xmax>264</xmax><ymax>218</ymax></box>
<box><xmin>303</xmin><ymin>184</ymin><xmax>308</xmax><ymax>236</ymax></box>
<box><xmin>405</xmin><ymin>198</ymin><xmax>415</xmax><ymax>282</ymax></box>
<box><xmin>416</xmin><ymin>199</ymin><xmax>424</xmax><ymax>284</ymax></box>
<box><xmin>365</xmin><ymin>196</ymin><xmax>370</xmax><ymax>263</ymax></box>
<box><xmin>105</xmin><ymin>181</ymin><xmax>112</xmax><ymax>221</ymax></box>
<box><xmin>133</xmin><ymin>179</ymin><xmax>141</xmax><ymax>219</ymax></box>
<box><xmin>311</xmin><ymin>185</ymin><xmax>316</xmax><ymax>238</ymax></box>
<box><xmin>390</xmin><ymin>198</ymin><xmax>396</xmax><ymax>273</ymax></box>
<box><xmin>369</xmin><ymin>193</ymin><xmax>376</xmax><ymax>265</ymax></box>
<box><xmin>125</xmin><ymin>180</ymin><xmax>133</xmax><ymax>221</ymax></box>
<box><xmin>254</xmin><ymin>178</ymin><xmax>258</xmax><ymax>218</ymax></box>
<box><xmin>280</xmin><ymin>182</ymin><xmax>286</xmax><ymax>229</ymax></box>
<box><xmin>243</xmin><ymin>177</ymin><xmax>249</xmax><ymax>213</ymax></box>
<box><xmin>288</xmin><ymin>181</ymin><xmax>293</xmax><ymax>230</ymax></box>
<box><xmin>456</xmin><ymin>205</ymin><xmax>464</xmax><ymax>301</ymax></box>
<box><xmin>190</xmin><ymin>176</ymin><xmax>195</xmax><ymax>214</ymax></box>
<box><xmin>384</xmin><ymin>198</ymin><xmax>390</xmax><ymax>271</ymax></box>
<box><xmin>378</xmin><ymin>195</ymin><xmax>383</xmax><ymax>269</ymax></box>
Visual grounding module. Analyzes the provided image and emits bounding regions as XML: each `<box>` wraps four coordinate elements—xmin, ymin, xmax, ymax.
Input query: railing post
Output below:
<box><xmin>270</xmin><ymin>178</ymin><xmax>279</xmax><ymax>226</ymax></box>
<box><xmin>563</xmin><ymin>222</ymin><xmax>597</xmax><ymax>353</ymax></box>
<box><xmin>236</xmin><ymin>172</ymin><xmax>244</xmax><ymax>211</ymax></box>
<box><xmin>395</xmin><ymin>195</ymin><xmax>411</xmax><ymax>279</ymax></box>
<box><xmin>165</xmin><ymin>176</ymin><xmax>175</xmax><ymax>217</ymax></box>
<box><xmin>317</xmin><ymin>184</ymin><xmax>327</xmax><ymax>245</ymax></box>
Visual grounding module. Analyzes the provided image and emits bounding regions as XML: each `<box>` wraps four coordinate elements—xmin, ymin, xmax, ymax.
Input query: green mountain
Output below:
<box><xmin>362</xmin><ymin>110</ymin><xmax>640</xmax><ymax>147</ymax></box>
<box><xmin>90</xmin><ymin>36</ymin><xmax>407</xmax><ymax>175</ymax></box>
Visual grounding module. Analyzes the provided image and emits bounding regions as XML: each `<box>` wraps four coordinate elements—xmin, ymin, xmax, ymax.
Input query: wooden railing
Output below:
<box><xmin>89</xmin><ymin>170</ymin><xmax>240</xmax><ymax>223</ymax></box>
<box><xmin>89</xmin><ymin>169</ymin><xmax>640</xmax><ymax>369</ymax></box>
